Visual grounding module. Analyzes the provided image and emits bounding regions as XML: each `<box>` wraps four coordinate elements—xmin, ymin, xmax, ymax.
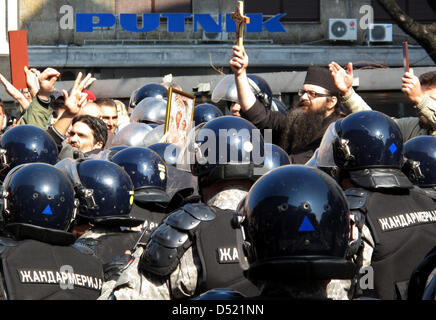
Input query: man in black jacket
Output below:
<box><xmin>319</xmin><ymin>110</ymin><xmax>436</xmax><ymax>299</ymax></box>
<box><xmin>0</xmin><ymin>163</ymin><xmax>104</xmax><ymax>299</ymax></box>
<box><xmin>229</xmin><ymin>45</ymin><xmax>343</xmax><ymax>164</ymax></box>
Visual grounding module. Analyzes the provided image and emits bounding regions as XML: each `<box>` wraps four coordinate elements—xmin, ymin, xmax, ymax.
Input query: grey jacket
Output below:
<box><xmin>341</xmin><ymin>88</ymin><xmax>436</xmax><ymax>141</ymax></box>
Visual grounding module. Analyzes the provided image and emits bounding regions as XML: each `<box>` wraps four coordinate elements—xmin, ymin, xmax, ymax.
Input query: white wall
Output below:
<box><xmin>0</xmin><ymin>0</ymin><xmax>19</xmax><ymax>54</ymax></box>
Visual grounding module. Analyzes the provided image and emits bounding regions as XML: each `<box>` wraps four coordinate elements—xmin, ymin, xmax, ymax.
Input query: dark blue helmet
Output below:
<box><xmin>193</xmin><ymin>103</ymin><xmax>223</xmax><ymax>126</ymax></box>
<box><xmin>129</xmin><ymin>83</ymin><xmax>168</xmax><ymax>109</ymax></box>
<box><xmin>148</xmin><ymin>143</ymin><xmax>181</xmax><ymax>167</ymax></box>
<box><xmin>111</xmin><ymin>147</ymin><xmax>170</xmax><ymax>204</ymax></box>
<box><xmin>240</xmin><ymin>165</ymin><xmax>355</xmax><ymax>282</ymax></box>
<box><xmin>247</xmin><ymin>74</ymin><xmax>273</xmax><ymax>109</ymax></box>
<box><xmin>403</xmin><ymin>136</ymin><xmax>436</xmax><ymax>187</ymax></box>
<box><xmin>333</xmin><ymin>111</ymin><xmax>403</xmax><ymax>170</ymax></box>
<box><xmin>271</xmin><ymin>98</ymin><xmax>288</xmax><ymax>114</ymax></box>
<box><xmin>263</xmin><ymin>143</ymin><xmax>291</xmax><ymax>171</ymax></box>
<box><xmin>0</xmin><ymin>125</ymin><xmax>58</xmax><ymax>179</ymax></box>
<box><xmin>107</xmin><ymin>145</ymin><xmax>128</xmax><ymax>161</ymax></box>
<box><xmin>193</xmin><ymin>288</ymin><xmax>245</xmax><ymax>300</ymax></box>
<box><xmin>109</xmin><ymin>145</ymin><xmax>129</xmax><ymax>153</ymax></box>
<box><xmin>190</xmin><ymin>116</ymin><xmax>265</xmax><ymax>186</ymax></box>
<box><xmin>57</xmin><ymin>159</ymin><xmax>137</xmax><ymax>226</ymax></box>
<box><xmin>2</xmin><ymin>163</ymin><xmax>76</xmax><ymax>232</ymax></box>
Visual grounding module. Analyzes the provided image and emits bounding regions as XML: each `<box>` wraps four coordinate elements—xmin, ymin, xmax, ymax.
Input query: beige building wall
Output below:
<box><xmin>9</xmin><ymin>0</ymin><xmax>418</xmax><ymax>46</ymax></box>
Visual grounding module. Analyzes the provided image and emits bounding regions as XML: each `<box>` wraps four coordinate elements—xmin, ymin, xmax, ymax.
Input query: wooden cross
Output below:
<box><xmin>231</xmin><ymin>1</ymin><xmax>250</xmax><ymax>48</ymax></box>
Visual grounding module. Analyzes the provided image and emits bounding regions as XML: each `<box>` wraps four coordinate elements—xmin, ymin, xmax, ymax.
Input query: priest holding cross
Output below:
<box><xmin>229</xmin><ymin>0</ymin><xmax>343</xmax><ymax>164</ymax></box>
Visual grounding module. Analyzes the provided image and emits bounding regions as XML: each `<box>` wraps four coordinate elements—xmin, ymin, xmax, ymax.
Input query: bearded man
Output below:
<box><xmin>229</xmin><ymin>45</ymin><xmax>343</xmax><ymax>164</ymax></box>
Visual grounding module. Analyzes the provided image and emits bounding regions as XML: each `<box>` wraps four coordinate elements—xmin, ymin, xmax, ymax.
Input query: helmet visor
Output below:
<box><xmin>143</xmin><ymin>124</ymin><xmax>166</xmax><ymax>147</ymax></box>
<box><xmin>108</xmin><ymin>123</ymin><xmax>153</xmax><ymax>148</ymax></box>
<box><xmin>130</xmin><ymin>97</ymin><xmax>167</xmax><ymax>125</ymax></box>
<box><xmin>211</xmin><ymin>75</ymin><xmax>239</xmax><ymax>104</ymax></box>
<box><xmin>315</xmin><ymin>121</ymin><xmax>338</xmax><ymax>169</ymax></box>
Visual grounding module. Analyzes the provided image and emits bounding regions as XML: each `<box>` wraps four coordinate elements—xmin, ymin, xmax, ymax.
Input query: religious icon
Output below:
<box><xmin>164</xmin><ymin>88</ymin><xmax>195</xmax><ymax>147</ymax></box>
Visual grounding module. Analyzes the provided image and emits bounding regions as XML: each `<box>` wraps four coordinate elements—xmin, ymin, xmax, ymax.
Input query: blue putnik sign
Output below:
<box><xmin>75</xmin><ymin>13</ymin><xmax>286</xmax><ymax>33</ymax></box>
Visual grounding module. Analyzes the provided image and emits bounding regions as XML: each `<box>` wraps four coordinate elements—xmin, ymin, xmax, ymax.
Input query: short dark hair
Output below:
<box><xmin>72</xmin><ymin>115</ymin><xmax>108</xmax><ymax>147</ymax></box>
<box><xmin>419</xmin><ymin>71</ymin><xmax>436</xmax><ymax>88</ymax></box>
<box><xmin>95</xmin><ymin>98</ymin><xmax>117</xmax><ymax>109</ymax></box>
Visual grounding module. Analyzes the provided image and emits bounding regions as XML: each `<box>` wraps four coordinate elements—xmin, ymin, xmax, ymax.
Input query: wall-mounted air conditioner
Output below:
<box><xmin>328</xmin><ymin>19</ymin><xmax>357</xmax><ymax>41</ymax></box>
<box><xmin>369</xmin><ymin>23</ymin><xmax>393</xmax><ymax>42</ymax></box>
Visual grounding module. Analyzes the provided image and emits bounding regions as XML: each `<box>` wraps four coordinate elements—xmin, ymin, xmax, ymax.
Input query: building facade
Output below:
<box><xmin>0</xmin><ymin>0</ymin><xmax>435</xmax><ymax>116</ymax></box>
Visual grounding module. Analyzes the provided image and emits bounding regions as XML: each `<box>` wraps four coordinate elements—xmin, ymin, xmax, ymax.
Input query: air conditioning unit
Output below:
<box><xmin>328</xmin><ymin>19</ymin><xmax>357</xmax><ymax>41</ymax></box>
<box><xmin>369</xmin><ymin>23</ymin><xmax>393</xmax><ymax>42</ymax></box>
<box><xmin>202</xmin><ymin>31</ymin><xmax>228</xmax><ymax>41</ymax></box>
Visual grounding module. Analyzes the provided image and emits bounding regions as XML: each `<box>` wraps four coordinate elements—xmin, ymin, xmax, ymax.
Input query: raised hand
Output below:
<box><xmin>230</xmin><ymin>45</ymin><xmax>248</xmax><ymax>77</ymax></box>
<box><xmin>62</xmin><ymin>72</ymin><xmax>92</xmax><ymax>116</ymax></box>
<box><xmin>38</xmin><ymin>68</ymin><xmax>61</xmax><ymax>100</ymax></box>
<box><xmin>0</xmin><ymin>72</ymin><xmax>31</xmax><ymax>110</ymax></box>
<box><xmin>329</xmin><ymin>61</ymin><xmax>354</xmax><ymax>96</ymax></box>
<box><xmin>24</xmin><ymin>66</ymin><xmax>40</xmax><ymax>98</ymax></box>
<box><xmin>402</xmin><ymin>69</ymin><xmax>424</xmax><ymax>105</ymax></box>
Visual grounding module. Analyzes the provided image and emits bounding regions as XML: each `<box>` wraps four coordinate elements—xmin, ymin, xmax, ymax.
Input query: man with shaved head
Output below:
<box><xmin>80</xmin><ymin>101</ymin><xmax>102</xmax><ymax>118</ymax></box>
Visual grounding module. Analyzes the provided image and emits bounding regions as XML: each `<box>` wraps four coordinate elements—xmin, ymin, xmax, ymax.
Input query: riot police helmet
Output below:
<box><xmin>1</xmin><ymin>163</ymin><xmax>76</xmax><ymax>243</ymax></box>
<box><xmin>402</xmin><ymin>136</ymin><xmax>436</xmax><ymax>187</ymax></box>
<box><xmin>189</xmin><ymin>116</ymin><xmax>265</xmax><ymax>188</ymax></box>
<box><xmin>332</xmin><ymin>111</ymin><xmax>403</xmax><ymax>170</ymax></box>
<box><xmin>271</xmin><ymin>98</ymin><xmax>288</xmax><ymax>114</ymax></box>
<box><xmin>108</xmin><ymin>122</ymin><xmax>153</xmax><ymax>148</ymax></box>
<box><xmin>56</xmin><ymin>158</ymin><xmax>138</xmax><ymax>227</ymax></box>
<box><xmin>263</xmin><ymin>143</ymin><xmax>291</xmax><ymax>171</ymax></box>
<box><xmin>143</xmin><ymin>124</ymin><xmax>165</xmax><ymax>147</ymax></box>
<box><xmin>148</xmin><ymin>142</ymin><xmax>181</xmax><ymax>167</ymax></box>
<box><xmin>129</xmin><ymin>83</ymin><xmax>168</xmax><ymax>109</ymax></box>
<box><xmin>111</xmin><ymin>147</ymin><xmax>170</xmax><ymax>205</ymax></box>
<box><xmin>107</xmin><ymin>145</ymin><xmax>128</xmax><ymax>161</ymax></box>
<box><xmin>211</xmin><ymin>74</ymin><xmax>273</xmax><ymax>109</ymax></box>
<box><xmin>0</xmin><ymin>125</ymin><xmax>58</xmax><ymax>179</ymax></box>
<box><xmin>193</xmin><ymin>103</ymin><xmax>223</xmax><ymax>126</ymax></box>
<box><xmin>240</xmin><ymin>165</ymin><xmax>356</xmax><ymax>283</ymax></box>
<box><xmin>130</xmin><ymin>97</ymin><xmax>167</xmax><ymax>125</ymax></box>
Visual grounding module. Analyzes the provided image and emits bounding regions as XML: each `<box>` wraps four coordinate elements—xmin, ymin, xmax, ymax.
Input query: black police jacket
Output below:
<box><xmin>129</xmin><ymin>183</ymin><xmax>202</xmax><ymax>245</ymax></box>
<box><xmin>0</xmin><ymin>236</ymin><xmax>104</xmax><ymax>300</ymax></box>
<box><xmin>139</xmin><ymin>203</ymin><xmax>260</xmax><ymax>297</ymax></box>
<box><xmin>347</xmin><ymin>185</ymin><xmax>436</xmax><ymax>300</ymax></box>
<box><xmin>73</xmin><ymin>227</ymin><xmax>141</xmax><ymax>265</ymax></box>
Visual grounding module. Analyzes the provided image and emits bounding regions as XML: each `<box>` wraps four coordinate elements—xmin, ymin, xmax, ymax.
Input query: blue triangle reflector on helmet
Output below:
<box><xmin>42</xmin><ymin>205</ymin><xmax>53</xmax><ymax>215</ymax></box>
<box><xmin>389</xmin><ymin>143</ymin><xmax>397</xmax><ymax>154</ymax></box>
<box><xmin>298</xmin><ymin>216</ymin><xmax>315</xmax><ymax>232</ymax></box>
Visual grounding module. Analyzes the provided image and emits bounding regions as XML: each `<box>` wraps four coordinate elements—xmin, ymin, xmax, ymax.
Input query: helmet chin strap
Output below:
<box><xmin>56</xmin><ymin>158</ymin><xmax>99</xmax><ymax>211</ymax></box>
<box><xmin>249</xmin><ymin>82</ymin><xmax>269</xmax><ymax>108</ymax></box>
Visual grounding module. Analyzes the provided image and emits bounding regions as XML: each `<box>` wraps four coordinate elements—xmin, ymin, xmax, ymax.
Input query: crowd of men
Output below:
<box><xmin>0</xmin><ymin>44</ymin><xmax>435</xmax><ymax>300</ymax></box>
